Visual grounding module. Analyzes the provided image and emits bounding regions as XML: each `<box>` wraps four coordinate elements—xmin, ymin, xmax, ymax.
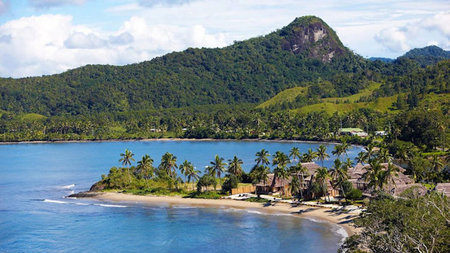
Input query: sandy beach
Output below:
<box><xmin>82</xmin><ymin>192</ymin><xmax>359</xmax><ymax>236</ymax></box>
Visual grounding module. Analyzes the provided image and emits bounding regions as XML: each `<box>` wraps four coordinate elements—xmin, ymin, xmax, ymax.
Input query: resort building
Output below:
<box><xmin>347</xmin><ymin>163</ymin><xmax>426</xmax><ymax>196</ymax></box>
<box><xmin>339</xmin><ymin>128</ymin><xmax>368</xmax><ymax>137</ymax></box>
<box><xmin>255</xmin><ymin>162</ymin><xmax>339</xmax><ymax>198</ymax></box>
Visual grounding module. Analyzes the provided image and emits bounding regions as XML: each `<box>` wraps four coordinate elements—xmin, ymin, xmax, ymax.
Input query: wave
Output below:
<box><xmin>94</xmin><ymin>204</ymin><xmax>127</xmax><ymax>208</ymax></box>
<box><xmin>43</xmin><ymin>199</ymin><xmax>69</xmax><ymax>204</ymax></box>
<box><xmin>60</xmin><ymin>184</ymin><xmax>75</xmax><ymax>189</ymax></box>
<box><xmin>43</xmin><ymin>199</ymin><xmax>126</xmax><ymax>208</ymax></box>
<box><xmin>303</xmin><ymin>216</ymin><xmax>348</xmax><ymax>242</ymax></box>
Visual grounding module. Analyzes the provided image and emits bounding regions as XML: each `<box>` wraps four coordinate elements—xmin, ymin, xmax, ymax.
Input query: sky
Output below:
<box><xmin>0</xmin><ymin>0</ymin><xmax>448</xmax><ymax>78</ymax></box>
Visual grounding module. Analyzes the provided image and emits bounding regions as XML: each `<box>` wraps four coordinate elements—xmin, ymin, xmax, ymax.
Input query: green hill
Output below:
<box><xmin>398</xmin><ymin>45</ymin><xmax>450</xmax><ymax>66</ymax></box>
<box><xmin>0</xmin><ymin>16</ymin><xmax>368</xmax><ymax>116</ymax></box>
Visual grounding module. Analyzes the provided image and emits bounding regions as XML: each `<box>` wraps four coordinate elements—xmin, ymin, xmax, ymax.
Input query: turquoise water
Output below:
<box><xmin>0</xmin><ymin>140</ymin><xmax>362</xmax><ymax>252</ymax></box>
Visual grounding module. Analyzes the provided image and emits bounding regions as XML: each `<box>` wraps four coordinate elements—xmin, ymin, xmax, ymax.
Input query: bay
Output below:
<box><xmin>0</xmin><ymin>140</ymin><xmax>363</xmax><ymax>252</ymax></box>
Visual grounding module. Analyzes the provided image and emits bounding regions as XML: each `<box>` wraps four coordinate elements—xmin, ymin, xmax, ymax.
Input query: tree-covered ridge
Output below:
<box><xmin>399</xmin><ymin>45</ymin><xmax>450</xmax><ymax>66</ymax></box>
<box><xmin>0</xmin><ymin>16</ymin><xmax>368</xmax><ymax>116</ymax></box>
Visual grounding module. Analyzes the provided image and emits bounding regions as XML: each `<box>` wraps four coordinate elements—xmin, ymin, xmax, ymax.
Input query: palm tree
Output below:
<box><xmin>302</xmin><ymin>148</ymin><xmax>318</xmax><ymax>162</ymax></box>
<box><xmin>179</xmin><ymin>160</ymin><xmax>193</xmax><ymax>184</ymax></box>
<box><xmin>383</xmin><ymin>162</ymin><xmax>399</xmax><ymax>192</ymax></box>
<box><xmin>272</xmin><ymin>151</ymin><xmax>290</xmax><ymax>196</ymax></box>
<box><xmin>356</xmin><ymin>151</ymin><xmax>367</xmax><ymax>164</ymax></box>
<box><xmin>251</xmin><ymin>165</ymin><xmax>270</xmax><ymax>198</ymax></box>
<box><xmin>315</xmin><ymin>167</ymin><xmax>330</xmax><ymax>201</ymax></box>
<box><xmin>378</xmin><ymin>148</ymin><xmax>391</xmax><ymax>163</ymax></box>
<box><xmin>363</xmin><ymin>159</ymin><xmax>384</xmax><ymax>192</ymax></box>
<box><xmin>119</xmin><ymin>149</ymin><xmax>135</xmax><ymax>167</ymax></box>
<box><xmin>119</xmin><ymin>149</ymin><xmax>135</xmax><ymax>183</ymax></box>
<box><xmin>255</xmin><ymin>149</ymin><xmax>270</xmax><ymax>167</ymax></box>
<box><xmin>316</xmin><ymin>145</ymin><xmax>329</xmax><ymax>167</ymax></box>
<box><xmin>289</xmin><ymin>163</ymin><xmax>309</xmax><ymax>200</ymax></box>
<box><xmin>185</xmin><ymin>165</ymin><xmax>200</xmax><ymax>191</ymax></box>
<box><xmin>344</xmin><ymin>157</ymin><xmax>354</xmax><ymax>170</ymax></box>
<box><xmin>289</xmin><ymin>147</ymin><xmax>301</xmax><ymax>163</ymax></box>
<box><xmin>290</xmin><ymin>176</ymin><xmax>301</xmax><ymax>199</ymax></box>
<box><xmin>332</xmin><ymin>141</ymin><xmax>349</xmax><ymax>158</ymax></box>
<box><xmin>228</xmin><ymin>156</ymin><xmax>243</xmax><ymax>177</ymax></box>
<box><xmin>210</xmin><ymin>155</ymin><xmax>226</xmax><ymax>179</ymax></box>
<box><xmin>431</xmin><ymin>155</ymin><xmax>444</xmax><ymax>173</ymax></box>
<box><xmin>137</xmin><ymin>155</ymin><xmax>154</xmax><ymax>188</ymax></box>
<box><xmin>159</xmin><ymin>152</ymin><xmax>178</xmax><ymax>179</ymax></box>
<box><xmin>329</xmin><ymin>159</ymin><xmax>349</xmax><ymax>202</ymax></box>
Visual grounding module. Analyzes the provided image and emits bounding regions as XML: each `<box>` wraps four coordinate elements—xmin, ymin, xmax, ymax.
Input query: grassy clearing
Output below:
<box><xmin>293</xmin><ymin>94</ymin><xmax>399</xmax><ymax>114</ymax></box>
<box><xmin>322</xmin><ymin>82</ymin><xmax>381</xmax><ymax>103</ymax></box>
<box><xmin>257</xmin><ymin>86</ymin><xmax>307</xmax><ymax>109</ymax></box>
<box><xmin>19</xmin><ymin>113</ymin><xmax>47</xmax><ymax>121</ymax></box>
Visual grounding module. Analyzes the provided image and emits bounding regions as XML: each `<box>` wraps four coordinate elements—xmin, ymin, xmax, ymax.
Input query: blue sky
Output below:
<box><xmin>0</xmin><ymin>0</ymin><xmax>448</xmax><ymax>77</ymax></box>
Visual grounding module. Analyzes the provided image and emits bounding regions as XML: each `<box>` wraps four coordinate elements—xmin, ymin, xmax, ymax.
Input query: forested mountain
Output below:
<box><xmin>0</xmin><ymin>16</ymin><xmax>448</xmax><ymax>147</ymax></box>
<box><xmin>0</xmin><ymin>16</ymin><xmax>370</xmax><ymax>116</ymax></box>
<box><xmin>398</xmin><ymin>45</ymin><xmax>450</xmax><ymax>66</ymax></box>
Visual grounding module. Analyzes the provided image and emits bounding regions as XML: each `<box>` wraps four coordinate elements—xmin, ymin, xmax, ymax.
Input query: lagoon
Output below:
<box><xmin>0</xmin><ymin>140</ymin><xmax>363</xmax><ymax>252</ymax></box>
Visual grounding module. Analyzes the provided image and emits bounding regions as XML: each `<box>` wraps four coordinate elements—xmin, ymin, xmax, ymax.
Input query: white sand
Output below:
<box><xmin>90</xmin><ymin>192</ymin><xmax>359</xmax><ymax>236</ymax></box>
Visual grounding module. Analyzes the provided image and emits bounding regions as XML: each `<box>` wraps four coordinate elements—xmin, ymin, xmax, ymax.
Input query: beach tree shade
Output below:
<box><xmin>289</xmin><ymin>147</ymin><xmax>301</xmax><ymax>163</ymax></box>
<box><xmin>314</xmin><ymin>167</ymin><xmax>330</xmax><ymax>201</ymax></box>
<box><xmin>316</xmin><ymin>144</ymin><xmax>329</xmax><ymax>167</ymax></box>
<box><xmin>250</xmin><ymin>165</ymin><xmax>270</xmax><ymax>198</ymax></box>
<box><xmin>210</xmin><ymin>155</ymin><xmax>227</xmax><ymax>179</ymax></box>
<box><xmin>302</xmin><ymin>148</ymin><xmax>318</xmax><ymax>162</ymax></box>
<box><xmin>228</xmin><ymin>156</ymin><xmax>243</xmax><ymax>177</ymax></box>
<box><xmin>159</xmin><ymin>152</ymin><xmax>178</xmax><ymax>179</ymax></box>
<box><xmin>255</xmin><ymin>149</ymin><xmax>270</xmax><ymax>167</ymax></box>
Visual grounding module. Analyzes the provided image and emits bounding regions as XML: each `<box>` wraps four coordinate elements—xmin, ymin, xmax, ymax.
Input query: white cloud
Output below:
<box><xmin>29</xmin><ymin>0</ymin><xmax>86</xmax><ymax>8</ymax></box>
<box><xmin>375</xmin><ymin>27</ymin><xmax>410</xmax><ymax>53</ymax></box>
<box><xmin>0</xmin><ymin>14</ymin><xmax>227</xmax><ymax>77</ymax></box>
<box><xmin>64</xmin><ymin>32</ymin><xmax>106</xmax><ymax>49</ymax></box>
<box><xmin>139</xmin><ymin>0</ymin><xmax>196</xmax><ymax>7</ymax></box>
<box><xmin>374</xmin><ymin>12</ymin><xmax>450</xmax><ymax>54</ymax></box>
<box><xmin>0</xmin><ymin>1</ymin><xmax>449</xmax><ymax>77</ymax></box>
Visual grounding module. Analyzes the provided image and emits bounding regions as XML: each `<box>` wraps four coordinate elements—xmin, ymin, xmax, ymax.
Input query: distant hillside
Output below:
<box><xmin>368</xmin><ymin>57</ymin><xmax>394</xmax><ymax>63</ymax></box>
<box><xmin>257</xmin><ymin>60</ymin><xmax>449</xmax><ymax>114</ymax></box>
<box><xmin>398</xmin><ymin>45</ymin><xmax>450</xmax><ymax>66</ymax></box>
<box><xmin>0</xmin><ymin>16</ymin><xmax>369</xmax><ymax>116</ymax></box>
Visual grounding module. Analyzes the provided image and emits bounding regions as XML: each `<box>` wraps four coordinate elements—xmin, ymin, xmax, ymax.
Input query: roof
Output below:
<box><xmin>299</xmin><ymin>162</ymin><xmax>321</xmax><ymax>176</ymax></box>
<box><xmin>435</xmin><ymin>183</ymin><xmax>450</xmax><ymax>197</ymax></box>
<box><xmin>393</xmin><ymin>184</ymin><xmax>428</xmax><ymax>196</ymax></box>
<box><xmin>348</xmin><ymin>163</ymin><xmax>413</xmax><ymax>186</ymax></box>
<box><xmin>339</xmin><ymin>128</ymin><xmax>364</xmax><ymax>132</ymax></box>
<box><xmin>256</xmin><ymin>173</ymin><xmax>291</xmax><ymax>188</ymax></box>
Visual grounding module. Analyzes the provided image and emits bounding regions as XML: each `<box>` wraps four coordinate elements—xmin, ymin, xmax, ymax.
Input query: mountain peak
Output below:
<box><xmin>278</xmin><ymin>16</ymin><xmax>347</xmax><ymax>62</ymax></box>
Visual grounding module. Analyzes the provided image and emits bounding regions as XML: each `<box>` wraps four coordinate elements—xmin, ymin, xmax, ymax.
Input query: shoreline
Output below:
<box><xmin>0</xmin><ymin>138</ymin><xmax>345</xmax><ymax>146</ymax></box>
<box><xmin>78</xmin><ymin>191</ymin><xmax>359</xmax><ymax>237</ymax></box>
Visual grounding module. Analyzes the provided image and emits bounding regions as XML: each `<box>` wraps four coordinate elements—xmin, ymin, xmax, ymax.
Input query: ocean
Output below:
<box><xmin>0</xmin><ymin>140</ymin><xmax>362</xmax><ymax>252</ymax></box>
